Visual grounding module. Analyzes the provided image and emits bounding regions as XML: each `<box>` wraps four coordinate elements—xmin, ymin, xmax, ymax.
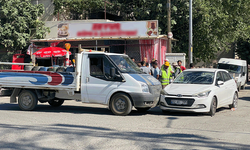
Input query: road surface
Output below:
<box><xmin>1</xmin><ymin>85</ymin><xmax>250</xmax><ymax>149</ymax></box>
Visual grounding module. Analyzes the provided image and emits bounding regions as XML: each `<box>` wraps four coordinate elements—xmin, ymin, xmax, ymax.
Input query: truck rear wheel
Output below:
<box><xmin>110</xmin><ymin>93</ymin><xmax>132</xmax><ymax>116</ymax></box>
<box><xmin>48</xmin><ymin>99</ymin><xmax>64</xmax><ymax>107</ymax></box>
<box><xmin>18</xmin><ymin>90</ymin><xmax>38</xmax><ymax>111</ymax></box>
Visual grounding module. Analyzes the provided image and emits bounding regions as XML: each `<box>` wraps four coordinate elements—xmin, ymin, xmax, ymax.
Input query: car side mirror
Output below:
<box><xmin>217</xmin><ymin>80</ymin><xmax>224</xmax><ymax>85</ymax></box>
<box><xmin>110</xmin><ymin>67</ymin><xmax>116</xmax><ymax>78</ymax></box>
<box><xmin>242</xmin><ymin>72</ymin><xmax>245</xmax><ymax>76</ymax></box>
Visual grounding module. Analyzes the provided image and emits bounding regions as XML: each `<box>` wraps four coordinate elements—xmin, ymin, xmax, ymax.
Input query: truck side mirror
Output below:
<box><xmin>110</xmin><ymin>67</ymin><xmax>116</xmax><ymax>78</ymax></box>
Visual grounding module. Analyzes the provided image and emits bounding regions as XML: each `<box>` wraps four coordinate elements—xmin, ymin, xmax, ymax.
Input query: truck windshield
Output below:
<box><xmin>109</xmin><ymin>55</ymin><xmax>143</xmax><ymax>74</ymax></box>
<box><xmin>218</xmin><ymin>63</ymin><xmax>241</xmax><ymax>74</ymax></box>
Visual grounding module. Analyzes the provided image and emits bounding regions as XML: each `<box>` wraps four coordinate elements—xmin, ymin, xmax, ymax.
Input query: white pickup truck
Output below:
<box><xmin>0</xmin><ymin>52</ymin><xmax>161</xmax><ymax>115</ymax></box>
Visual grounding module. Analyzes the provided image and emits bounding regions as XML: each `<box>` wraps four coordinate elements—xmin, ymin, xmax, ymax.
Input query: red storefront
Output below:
<box><xmin>30</xmin><ymin>20</ymin><xmax>170</xmax><ymax>67</ymax></box>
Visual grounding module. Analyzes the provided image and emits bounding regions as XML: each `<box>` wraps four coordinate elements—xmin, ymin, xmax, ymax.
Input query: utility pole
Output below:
<box><xmin>167</xmin><ymin>0</ymin><xmax>172</xmax><ymax>53</ymax></box>
<box><xmin>189</xmin><ymin>0</ymin><xmax>193</xmax><ymax>64</ymax></box>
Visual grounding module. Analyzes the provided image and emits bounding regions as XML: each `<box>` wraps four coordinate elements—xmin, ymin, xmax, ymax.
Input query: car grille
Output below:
<box><xmin>165</xmin><ymin>97</ymin><xmax>195</xmax><ymax>106</ymax></box>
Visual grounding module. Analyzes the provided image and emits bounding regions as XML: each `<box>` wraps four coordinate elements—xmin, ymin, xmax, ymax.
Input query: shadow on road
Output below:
<box><xmin>0</xmin><ymin>102</ymin><xmax>232</xmax><ymax>117</ymax></box>
<box><xmin>240</xmin><ymin>97</ymin><xmax>250</xmax><ymax>102</ymax></box>
<box><xmin>0</xmin><ymin>102</ymin><xmax>215</xmax><ymax>117</ymax></box>
<box><xmin>0</xmin><ymin>103</ymin><xmax>162</xmax><ymax>116</ymax></box>
<box><xmin>0</xmin><ymin>122</ymin><xmax>249</xmax><ymax>149</ymax></box>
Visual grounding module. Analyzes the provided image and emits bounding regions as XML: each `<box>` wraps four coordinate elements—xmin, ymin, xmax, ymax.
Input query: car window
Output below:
<box><xmin>89</xmin><ymin>55</ymin><xmax>117</xmax><ymax>80</ymax></box>
<box><xmin>216</xmin><ymin>72</ymin><xmax>224</xmax><ymax>81</ymax></box>
<box><xmin>90</xmin><ymin>57</ymin><xmax>104</xmax><ymax>77</ymax></box>
<box><xmin>226</xmin><ymin>72</ymin><xmax>233</xmax><ymax>80</ymax></box>
<box><xmin>222</xmin><ymin>71</ymin><xmax>231</xmax><ymax>81</ymax></box>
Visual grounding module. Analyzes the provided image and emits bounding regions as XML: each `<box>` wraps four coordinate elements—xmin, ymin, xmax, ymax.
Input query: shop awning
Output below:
<box><xmin>30</xmin><ymin>35</ymin><xmax>177</xmax><ymax>42</ymax></box>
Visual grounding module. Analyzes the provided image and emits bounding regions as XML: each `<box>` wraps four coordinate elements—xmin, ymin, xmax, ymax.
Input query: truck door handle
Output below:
<box><xmin>86</xmin><ymin>77</ymin><xmax>89</xmax><ymax>83</ymax></box>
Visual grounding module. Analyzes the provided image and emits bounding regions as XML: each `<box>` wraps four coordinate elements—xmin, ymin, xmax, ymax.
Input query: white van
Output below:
<box><xmin>218</xmin><ymin>58</ymin><xmax>247</xmax><ymax>90</ymax></box>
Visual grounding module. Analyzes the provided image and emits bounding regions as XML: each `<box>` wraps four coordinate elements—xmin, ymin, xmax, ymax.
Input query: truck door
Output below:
<box><xmin>85</xmin><ymin>54</ymin><xmax>118</xmax><ymax>104</ymax></box>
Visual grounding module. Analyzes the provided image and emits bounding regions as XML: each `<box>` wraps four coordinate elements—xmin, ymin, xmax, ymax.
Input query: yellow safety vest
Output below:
<box><xmin>174</xmin><ymin>66</ymin><xmax>182</xmax><ymax>75</ymax></box>
<box><xmin>161</xmin><ymin>67</ymin><xmax>171</xmax><ymax>85</ymax></box>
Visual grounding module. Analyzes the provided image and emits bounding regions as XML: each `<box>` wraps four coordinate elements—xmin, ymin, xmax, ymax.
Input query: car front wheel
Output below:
<box><xmin>229</xmin><ymin>92</ymin><xmax>238</xmax><ymax>109</ymax></box>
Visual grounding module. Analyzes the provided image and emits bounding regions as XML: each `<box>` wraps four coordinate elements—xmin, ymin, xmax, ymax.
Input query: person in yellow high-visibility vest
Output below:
<box><xmin>161</xmin><ymin>59</ymin><xmax>172</xmax><ymax>72</ymax></box>
<box><xmin>172</xmin><ymin>62</ymin><xmax>182</xmax><ymax>79</ymax></box>
<box><xmin>160</xmin><ymin>61</ymin><xmax>174</xmax><ymax>89</ymax></box>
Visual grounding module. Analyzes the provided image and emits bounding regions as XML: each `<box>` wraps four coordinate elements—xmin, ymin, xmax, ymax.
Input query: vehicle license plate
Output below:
<box><xmin>171</xmin><ymin>100</ymin><xmax>188</xmax><ymax>105</ymax></box>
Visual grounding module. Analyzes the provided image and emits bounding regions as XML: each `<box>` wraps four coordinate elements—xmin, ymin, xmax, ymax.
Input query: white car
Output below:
<box><xmin>159</xmin><ymin>68</ymin><xmax>238</xmax><ymax>116</ymax></box>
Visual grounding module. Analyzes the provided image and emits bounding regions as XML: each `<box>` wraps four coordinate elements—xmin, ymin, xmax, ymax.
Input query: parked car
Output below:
<box><xmin>218</xmin><ymin>58</ymin><xmax>247</xmax><ymax>91</ymax></box>
<box><xmin>159</xmin><ymin>68</ymin><xmax>238</xmax><ymax>116</ymax></box>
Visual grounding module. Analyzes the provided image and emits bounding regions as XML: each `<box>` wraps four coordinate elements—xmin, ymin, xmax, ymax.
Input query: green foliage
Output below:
<box><xmin>236</xmin><ymin>39</ymin><xmax>250</xmax><ymax>63</ymax></box>
<box><xmin>114</xmin><ymin>0</ymin><xmax>250</xmax><ymax>62</ymax></box>
<box><xmin>52</xmin><ymin>0</ymin><xmax>250</xmax><ymax>62</ymax></box>
<box><xmin>53</xmin><ymin>0</ymin><xmax>116</xmax><ymax>20</ymax></box>
<box><xmin>0</xmin><ymin>0</ymin><xmax>49</xmax><ymax>51</ymax></box>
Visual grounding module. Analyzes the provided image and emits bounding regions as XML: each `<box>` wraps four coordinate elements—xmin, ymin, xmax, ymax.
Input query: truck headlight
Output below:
<box><xmin>139</xmin><ymin>81</ymin><xmax>149</xmax><ymax>93</ymax></box>
<box><xmin>160</xmin><ymin>89</ymin><xmax>168</xmax><ymax>95</ymax></box>
<box><xmin>193</xmin><ymin>90</ymin><xmax>211</xmax><ymax>98</ymax></box>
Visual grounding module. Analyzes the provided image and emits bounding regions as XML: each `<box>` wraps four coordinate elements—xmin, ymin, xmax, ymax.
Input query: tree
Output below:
<box><xmin>114</xmin><ymin>0</ymin><xmax>250</xmax><ymax>62</ymax></box>
<box><xmin>53</xmin><ymin>0</ymin><xmax>116</xmax><ymax>20</ymax></box>
<box><xmin>52</xmin><ymin>0</ymin><xmax>250</xmax><ymax>62</ymax></box>
<box><xmin>236</xmin><ymin>39</ymin><xmax>250</xmax><ymax>63</ymax></box>
<box><xmin>0</xmin><ymin>0</ymin><xmax>49</xmax><ymax>52</ymax></box>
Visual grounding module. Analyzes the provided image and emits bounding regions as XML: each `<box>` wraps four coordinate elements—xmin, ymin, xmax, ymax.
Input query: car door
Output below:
<box><xmin>221</xmin><ymin>71</ymin><xmax>234</xmax><ymax>105</ymax></box>
<box><xmin>215</xmin><ymin>71</ymin><xmax>227</xmax><ymax>107</ymax></box>
<box><xmin>223</xmin><ymin>71</ymin><xmax>236</xmax><ymax>105</ymax></box>
<box><xmin>85</xmin><ymin>54</ymin><xmax>119</xmax><ymax>104</ymax></box>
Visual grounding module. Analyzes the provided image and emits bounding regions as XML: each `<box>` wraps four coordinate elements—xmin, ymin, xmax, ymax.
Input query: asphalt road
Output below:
<box><xmin>1</xmin><ymin>85</ymin><xmax>250</xmax><ymax>149</ymax></box>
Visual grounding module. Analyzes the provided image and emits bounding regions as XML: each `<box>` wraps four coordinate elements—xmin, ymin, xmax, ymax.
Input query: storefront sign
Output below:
<box><xmin>57</xmin><ymin>21</ymin><xmax>158</xmax><ymax>38</ymax></box>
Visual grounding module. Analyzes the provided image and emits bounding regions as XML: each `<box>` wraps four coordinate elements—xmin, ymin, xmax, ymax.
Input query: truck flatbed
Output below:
<box><xmin>0</xmin><ymin>70</ymin><xmax>76</xmax><ymax>91</ymax></box>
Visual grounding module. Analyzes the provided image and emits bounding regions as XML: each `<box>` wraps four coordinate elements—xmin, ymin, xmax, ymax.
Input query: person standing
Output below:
<box><xmin>160</xmin><ymin>61</ymin><xmax>172</xmax><ymax>89</ymax></box>
<box><xmin>141</xmin><ymin>63</ymin><xmax>151</xmax><ymax>74</ymax></box>
<box><xmin>190</xmin><ymin>63</ymin><xmax>195</xmax><ymax>69</ymax></box>
<box><xmin>177</xmin><ymin>60</ymin><xmax>186</xmax><ymax>71</ymax></box>
<box><xmin>141</xmin><ymin>57</ymin><xmax>147</xmax><ymax>66</ymax></box>
<box><xmin>131</xmin><ymin>57</ymin><xmax>135</xmax><ymax>62</ymax></box>
<box><xmin>161</xmin><ymin>59</ymin><xmax>173</xmax><ymax>72</ymax></box>
<box><xmin>172</xmin><ymin>62</ymin><xmax>182</xmax><ymax>78</ymax></box>
<box><xmin>153</xmin><ymin>62</ymin><xmax>160</xmax><ymax>80</ymax></box>
<box><xmin>150</xmin><ymin>58</ymin><xmax>156</xmax><ymax>75</ymax></box>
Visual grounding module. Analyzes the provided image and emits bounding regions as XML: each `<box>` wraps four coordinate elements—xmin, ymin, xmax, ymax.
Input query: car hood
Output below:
<box><xmin>164</xmin><ymin>83</ymin><xmax>212</xmax><ymax>95</ymax></box>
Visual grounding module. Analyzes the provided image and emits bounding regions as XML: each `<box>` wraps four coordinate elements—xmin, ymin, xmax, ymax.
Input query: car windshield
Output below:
<box><xmin>109</xmin><ymin>55</ymin><xmax>143</xmax><ymax>74</ymax></box>
<box><xmin>218</xmin><ymin>63</ymin><xmax>241</xmax><ymax>74</ymax></box>
<box><xmin>173</xmin><ymin>71</ymin><xmax>215</xmax><ymax>84</ymax></box>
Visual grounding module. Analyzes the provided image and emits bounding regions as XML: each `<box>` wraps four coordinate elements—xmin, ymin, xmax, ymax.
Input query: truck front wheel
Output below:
<box><xmin>18</xmin><ymin>90</ymin><xmax>38</xmax><ymax>111</ymax></box>
<box><xmin>48</xmin><ymin>99</ymin><xmax>64</xmax><ymax>107</ymax></box>
<box><xmin>110</xmin><ymin>93</ymin><xmax>132</xmax><ymax>116</ymax></box>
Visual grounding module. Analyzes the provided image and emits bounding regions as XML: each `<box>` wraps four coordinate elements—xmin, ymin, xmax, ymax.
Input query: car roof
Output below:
<box><xmin>184</xmin><ymin>68</ymin><xmax>228</xmax><ymax>73</ymax></box>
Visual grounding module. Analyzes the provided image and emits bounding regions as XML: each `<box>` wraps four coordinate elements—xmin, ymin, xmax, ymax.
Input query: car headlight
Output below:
<box><xmin>139</xmin><ymin>81</ymin><xmax>149</xmax><ymax>93</ymax></box>
<box><xmin>193</xmin><ymin>90</ymin><xmax>211</xmax><ymax>98</ymax></box>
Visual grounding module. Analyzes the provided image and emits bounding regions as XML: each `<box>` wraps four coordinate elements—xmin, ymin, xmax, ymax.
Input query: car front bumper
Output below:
<box><xmin>159</xmin><ymin>94</ymin><xmax>212</xmax><ymax>113</ymax></box>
